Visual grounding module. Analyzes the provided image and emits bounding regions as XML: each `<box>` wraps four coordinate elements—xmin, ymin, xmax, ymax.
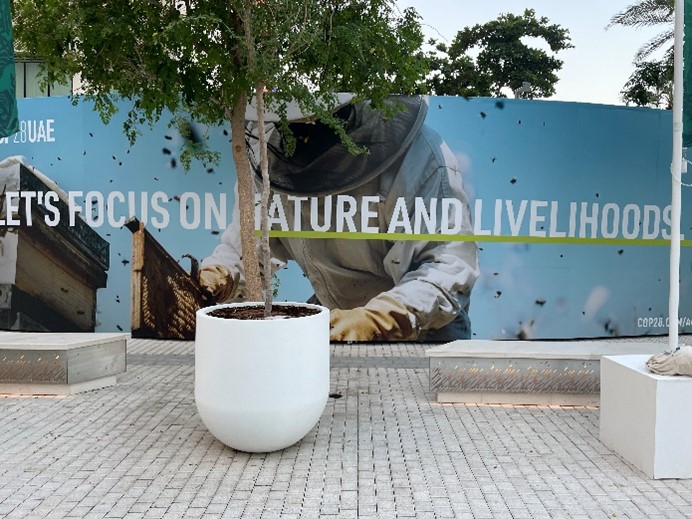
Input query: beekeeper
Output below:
<box><xmin>199</xmin><ymin>95</ymin><xmax>480</xmax><ymax>341</ymax></box>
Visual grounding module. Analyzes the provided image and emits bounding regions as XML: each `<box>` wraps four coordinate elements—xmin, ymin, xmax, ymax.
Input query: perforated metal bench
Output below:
<box><xmin>426</xmin><ymin>340</ymin><xmax>665</xmax><ymax>406</ymax></box>
<box><xmin>0</xmin><ymin>332</ymin><xmax>127</xmax><ymax>395</ymax></box>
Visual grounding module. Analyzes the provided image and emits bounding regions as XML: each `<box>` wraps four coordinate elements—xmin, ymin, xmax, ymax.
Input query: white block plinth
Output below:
<box><xmin>600</xmin><ymin>355</ymin><xmax>692</xmax><ymax>479</ymax></box>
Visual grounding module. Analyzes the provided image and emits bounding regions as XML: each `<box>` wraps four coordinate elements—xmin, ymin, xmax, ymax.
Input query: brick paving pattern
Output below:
<box><xmin>0</xmin><ymin>339</ymin><xmax>690</xmax><ymax>518</ymax></box>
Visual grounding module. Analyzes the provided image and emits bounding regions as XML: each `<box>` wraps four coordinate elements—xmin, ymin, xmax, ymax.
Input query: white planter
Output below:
<box><xmin>195</xmin><ymin>302</ymin><xmax>330</xmax><ymax>453</ymax></box>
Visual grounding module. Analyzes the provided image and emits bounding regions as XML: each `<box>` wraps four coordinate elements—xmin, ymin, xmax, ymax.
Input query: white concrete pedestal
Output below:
<box><xmin>600</xmin><ymin>355</ymin><xmax>692</xmax><ymax>479</ymax></box>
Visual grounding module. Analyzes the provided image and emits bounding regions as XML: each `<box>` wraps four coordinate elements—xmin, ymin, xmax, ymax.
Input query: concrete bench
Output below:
<box><xmin>0</xmin><ymin>332</ymin><xmax>127</xmax><ymax>395</ymax></box>
<box><xmin>426</xmin><ymin>340</ymin><xmax>665</xmax><ymax>406</ymax></box>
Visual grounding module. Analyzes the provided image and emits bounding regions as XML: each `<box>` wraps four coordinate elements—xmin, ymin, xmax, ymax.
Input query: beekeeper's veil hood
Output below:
<box><xmin>247</xmin><ymin>95</ymin><xmax>427</xmax><ymax>196</ymax></box>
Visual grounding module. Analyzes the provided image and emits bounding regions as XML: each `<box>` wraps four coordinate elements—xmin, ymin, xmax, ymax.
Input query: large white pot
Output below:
<box><xmin>195</xmin><ymin>302</ymin><xmax>330</xmax><ymax>452</ymax></box>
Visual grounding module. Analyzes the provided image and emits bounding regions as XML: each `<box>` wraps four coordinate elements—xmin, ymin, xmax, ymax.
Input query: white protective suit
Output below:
<box><xmin>201</xmin><ymin>96</ymin><xmax>479</xmax><ymax>341</ymax></box>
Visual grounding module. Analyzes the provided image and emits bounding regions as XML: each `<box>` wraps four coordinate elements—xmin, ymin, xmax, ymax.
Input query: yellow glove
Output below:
<box><xmin>329</xmin><ymin>294</ymin><xmax>414</xmax><ymax>341</ymax></box>
<box><xmin>198</xmin><ymin>265</ymin><xmax>238</xmax><ymax>302</ymax></box>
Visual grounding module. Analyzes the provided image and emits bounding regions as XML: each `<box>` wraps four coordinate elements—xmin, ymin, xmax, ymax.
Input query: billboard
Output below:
<box><xmin>0</xmin><ymin>95</ymin><xmax>687</xmax><ymax>341</ymax></box>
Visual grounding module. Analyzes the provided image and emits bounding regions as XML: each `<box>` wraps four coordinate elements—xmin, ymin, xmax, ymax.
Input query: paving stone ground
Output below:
<box><xmin>1</xmin><ymin>338</ymin><xmax>691</xmax><ymax>519</ymax></box>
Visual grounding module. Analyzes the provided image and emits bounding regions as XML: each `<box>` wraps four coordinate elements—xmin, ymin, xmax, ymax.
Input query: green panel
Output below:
<box><xmin>0</xmin><ymin>0</ymin><xmax>18</xmax><ymax>137</ymax></box>
<box><xmin>684</xmin><ymin>0</ymin><xmax>692</xmax><ymax>147</ymax></box>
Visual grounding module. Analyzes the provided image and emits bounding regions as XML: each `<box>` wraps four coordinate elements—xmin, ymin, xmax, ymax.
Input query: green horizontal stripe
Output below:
<box><xmin>254</xmin><ymin>229</ymin><xmax>691</xmax><ymax>246</ymax></box>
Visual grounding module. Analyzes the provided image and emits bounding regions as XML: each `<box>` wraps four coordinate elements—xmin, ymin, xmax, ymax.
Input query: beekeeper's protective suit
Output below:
<box><xmin>200</xmin><ymin>96</ymin><xmax>479</xmax><ymax>341</ymax></box>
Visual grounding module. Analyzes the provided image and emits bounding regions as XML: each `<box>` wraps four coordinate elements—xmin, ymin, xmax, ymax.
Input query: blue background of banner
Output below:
<box><xmin>1</xmin><ymin>95</ymin><xmax>688</xmax><ymax>339</ymax></box>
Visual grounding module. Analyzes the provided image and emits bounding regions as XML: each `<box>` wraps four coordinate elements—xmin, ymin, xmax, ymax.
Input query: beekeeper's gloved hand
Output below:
<box><xmin>646</xmin><ymin>345</ymin><xmax>692</xmax><ymax>376</ymax></box>
<box><xmin>198</xmin><ymin>265</ymin><xmax>238</xmax><ymax>302</ymax></box>
<box><xmin>329</xmin><ymin>294</ymin><xmax>415</xmax><ymax>341</ymax></box>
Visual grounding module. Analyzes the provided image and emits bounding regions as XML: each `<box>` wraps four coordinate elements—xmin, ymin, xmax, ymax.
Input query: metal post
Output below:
<box><xmin>669</xmin><ymin>0</ymin><xmax>685</xmax><ymax>352</ymax></box>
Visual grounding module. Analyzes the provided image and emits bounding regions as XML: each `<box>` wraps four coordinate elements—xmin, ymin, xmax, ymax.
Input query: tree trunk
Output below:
<box><xmin>254</xmin><ymin>83</ymin><xmax>273</xmax><ymax>317</ymax></box>
<box><xmin>229</xmin><ymin>95</ymin><xmax>263</xmax><ymax>301</ymax></box>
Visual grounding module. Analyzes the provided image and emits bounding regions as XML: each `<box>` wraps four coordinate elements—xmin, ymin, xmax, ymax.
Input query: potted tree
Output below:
<box><xmin>13</xmin><ymin>0</ymin><xmax>426</xmax><ymax>451</ymax></box>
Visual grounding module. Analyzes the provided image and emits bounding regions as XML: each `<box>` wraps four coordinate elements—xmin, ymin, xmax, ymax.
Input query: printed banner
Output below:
<box><xmin>0</xmin><ymin>95</ymin><xmax>689</xmax><ymax>341</ymax></box>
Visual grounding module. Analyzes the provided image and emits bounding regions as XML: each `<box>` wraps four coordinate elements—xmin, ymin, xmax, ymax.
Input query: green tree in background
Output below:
<box><xmin>425</xmin><ymin>9</ymin><xmax>572</xmax><ymax>99</ymax></box>
<box><xmin>607</xmin><ymin>0</ymin><xmax>674</xmax><ymax>108</ymax></box>
<box><xmin>620</xmin><ymin>59</ymin><xmax>673</xmax><ymax>109</ymax></box>
<box><xmin>12</xmin><ymin>0</ymin><xmax>426</xmax><ymax>313</ymax></box>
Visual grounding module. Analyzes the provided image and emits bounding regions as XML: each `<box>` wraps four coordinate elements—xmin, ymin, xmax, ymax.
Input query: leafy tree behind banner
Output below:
<box><xmin>424</xmin><ymin>9</ymin><xmax>573</xmax><ymax>99</ymax></box>
<box><xmin>620</xmin><ymin>59</ymin><xmax>673</xmax><ymax>108</ymax></box>
<box><xmin>0</xmin><ymin>0</ymin><xmax>18</xmax><ymax>138</ymax></box>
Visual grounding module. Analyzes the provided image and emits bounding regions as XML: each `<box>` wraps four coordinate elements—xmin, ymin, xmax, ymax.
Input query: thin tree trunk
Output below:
<box><xmin>240</xmin><ymin>3</ymin><xmax>273</xmax><ymax>314</ymax></box>
<box><xmin>254</xmin><ymin>83</ymin><xmax>273</xmax><ymax>317</ymax></box>
<box><xmin>229</xmin><ymin>96</ymin><xmax>262</xmax><ymax>302</ymax></box>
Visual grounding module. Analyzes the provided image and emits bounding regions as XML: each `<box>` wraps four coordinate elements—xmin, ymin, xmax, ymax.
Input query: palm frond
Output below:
<box><xmin>635</xmin><ymin>28</ymin><xmax>674</xmax><ymax>61</ymax></box>
<box><xmin>607</xmin><ymin>0</ymin><xmax>673</xmax><ymax>29</ymax></box>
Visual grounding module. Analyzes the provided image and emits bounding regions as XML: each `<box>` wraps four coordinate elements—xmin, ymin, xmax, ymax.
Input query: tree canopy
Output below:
<box><xmin>620</xmin><ymin>59</ymin><xmax>673</xmax><ymax>109</ymax></box>
<box><xmin>425</xmin><ymin>9</ymin><xmax>573</xmax><ymax>99</ymax></box>
<box><xmin>13</xmin><ymin>0</ymin><xmax>425</xmax><ymax>145</ymax></box>
<box><xmin>12</xmin><ymin>0</ymin><xmax>427</xmax><ymax>302</ymax></box>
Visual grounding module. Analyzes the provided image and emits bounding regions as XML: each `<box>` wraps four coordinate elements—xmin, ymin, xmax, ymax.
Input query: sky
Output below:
<box><xmin>396</xmin><ymin>0</ymin><xmax>665</xmax><ymax>106</ymax></box>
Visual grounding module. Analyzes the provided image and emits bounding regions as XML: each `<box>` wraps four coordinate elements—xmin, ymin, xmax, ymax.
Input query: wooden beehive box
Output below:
<box><xmin>0</xmin><ymin>158</ymin><xmax>109</xmax><ymax>332</ymax></box>
<box><xmin>126</xmin><ymin>217</ymin><xmax>207</xmax><ymax>340</ymax></box>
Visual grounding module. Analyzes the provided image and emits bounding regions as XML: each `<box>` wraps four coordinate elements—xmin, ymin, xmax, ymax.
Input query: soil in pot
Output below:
<box><xmin>208</xmin><ymin>305</ymin><xmax>321</xmax><ymax>320</ymax></box>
